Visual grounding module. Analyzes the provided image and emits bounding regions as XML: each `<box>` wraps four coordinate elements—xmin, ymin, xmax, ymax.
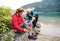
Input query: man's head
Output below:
<box><xmin>26</xmin><ymin>8</ymin><xmax>31</xmax><ymax>14</ymax></box>
<box><xmin>16</xmin><ymin>7</ymin><xmax>24</xmax><ymax>15</ymax></box>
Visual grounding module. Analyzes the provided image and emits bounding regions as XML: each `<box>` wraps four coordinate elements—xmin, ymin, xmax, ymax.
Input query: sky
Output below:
<box><xmin>0</xmin><ymin>0</ymin><xmax>42</xmax><ymax>10</ymax></box>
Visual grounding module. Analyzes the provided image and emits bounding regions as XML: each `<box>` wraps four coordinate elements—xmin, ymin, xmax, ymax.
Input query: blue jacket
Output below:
<box><xmin>25</xmin><ymin>11</ymin><xmax>35</xmax><ymax>21</ymax></box>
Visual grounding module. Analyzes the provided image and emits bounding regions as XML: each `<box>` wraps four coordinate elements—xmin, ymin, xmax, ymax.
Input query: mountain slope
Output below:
<box><xmin>22</xmin><ymin>0</ymin><xmax>60</xmax><ymax>12</ymax></box>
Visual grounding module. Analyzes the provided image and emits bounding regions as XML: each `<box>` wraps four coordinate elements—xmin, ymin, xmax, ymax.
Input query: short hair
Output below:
<box><xmin>26</xmin><ymin>8</ymin><xmax>31</xmax><ymax>12</ymax></box>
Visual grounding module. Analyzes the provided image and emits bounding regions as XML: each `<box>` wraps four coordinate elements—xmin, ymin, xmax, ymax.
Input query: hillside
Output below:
<box><xmin>22</xmin><ymin>0</ymin><xmax>60</xmax><ymax>12</ymax></box>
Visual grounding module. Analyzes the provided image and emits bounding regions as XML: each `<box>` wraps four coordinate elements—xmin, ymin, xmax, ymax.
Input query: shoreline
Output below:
<box><xmin>39</xmin><ymin>22</ymin><xmax>60</xmax><ymax>37</ymax></box>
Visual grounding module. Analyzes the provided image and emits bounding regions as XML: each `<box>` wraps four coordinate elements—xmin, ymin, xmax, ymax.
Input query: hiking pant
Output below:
<box><xmin>32</xmin><ymin>14</ymin><xmax>38</xmax><ymax>27</ymax></box>
<box><xmin>14</xmin><ymin>21</ymin><xmax>32</xmax><ymax>41</ymax></box>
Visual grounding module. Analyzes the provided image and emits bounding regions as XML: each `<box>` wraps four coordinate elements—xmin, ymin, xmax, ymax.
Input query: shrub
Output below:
<box><xmin>0</xmin><ymin>6</ymin><xmax>12</xmax><ymax>33</ymax></box>
<box><xmin>2</xmin><ymin>30</ymin><xmax>15</xmax><ymax>41</ymax></box>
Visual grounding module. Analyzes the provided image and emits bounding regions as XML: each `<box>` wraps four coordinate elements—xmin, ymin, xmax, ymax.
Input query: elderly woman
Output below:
<box><xmin>12</xmin><ymin>7</ymin><xmax>30</xmax><ymax>41</ymax></box>
<box><xmin>12</xmin><ymin>7</ymin><xmax>30</xmax><ymax>33</ymax></box>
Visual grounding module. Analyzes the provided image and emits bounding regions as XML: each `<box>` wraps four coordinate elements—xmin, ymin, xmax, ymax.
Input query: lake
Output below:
<box><xmin>37</xmin><ymin>12</ymin><xmax>60</xmax><ymax>37</ymax></box>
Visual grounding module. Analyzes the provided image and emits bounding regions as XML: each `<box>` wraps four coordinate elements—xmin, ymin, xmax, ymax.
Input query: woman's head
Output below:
<box><xmin>16</xmin><ymin>7</ymin><xmax>24</xmax><ymax>15</ymax></box>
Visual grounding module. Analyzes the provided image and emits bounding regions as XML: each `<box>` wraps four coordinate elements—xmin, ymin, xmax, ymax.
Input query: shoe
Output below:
<box><xmin>28</xmin><ymin>34</ymin><xmax>37</xmax><ymax>40</ymax></box>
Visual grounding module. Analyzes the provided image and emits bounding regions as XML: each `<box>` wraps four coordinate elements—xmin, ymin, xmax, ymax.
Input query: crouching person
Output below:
<box><xmin>12</xmin><ymin>7</ymin><xmax>30</xmax><ymax>41</ymax></box>
<box><xmin>25</xmin><ymin>9</ymin><xmax>41</xmax><ymax>36</ymax></box>
<box><xmin>12</xmin><ymin>7</ymin><xmax>30</xmax><ymax>33</ymax></box>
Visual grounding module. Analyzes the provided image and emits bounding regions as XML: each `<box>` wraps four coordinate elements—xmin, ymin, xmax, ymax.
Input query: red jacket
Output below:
<box><xmin>12</xmin><ymin>13</ymin><xmax>24</xmax><ymax>32</ymax></box>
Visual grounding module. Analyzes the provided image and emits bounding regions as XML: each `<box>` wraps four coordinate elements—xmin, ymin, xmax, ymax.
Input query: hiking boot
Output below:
<box><xmin>28</xmin><ymin>34</ymin><xmax>37</xmax><ymax>40</ymax></box>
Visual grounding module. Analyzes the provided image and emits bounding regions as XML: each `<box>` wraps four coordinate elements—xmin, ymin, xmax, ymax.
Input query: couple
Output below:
<box><xmin>12</xmin><ymin>7</ymin><xmax>38</xmax><ymax>40</ymax></box>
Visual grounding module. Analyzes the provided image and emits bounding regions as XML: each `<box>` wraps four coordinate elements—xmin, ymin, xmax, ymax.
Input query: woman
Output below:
<box><xmin>12</xmin><ymin>7</ymin><xmax>29</xmax><ymax>33</ymax></box>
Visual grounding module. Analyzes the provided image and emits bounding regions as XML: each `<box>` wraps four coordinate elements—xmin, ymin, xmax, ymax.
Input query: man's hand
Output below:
<box><xmin>31</xmin><ymin>17</ymin><xmax>35</xmax><ymax>22</ymax></box>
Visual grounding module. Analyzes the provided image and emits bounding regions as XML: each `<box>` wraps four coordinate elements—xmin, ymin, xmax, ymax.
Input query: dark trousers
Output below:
<box><xmin>32</xmin><ymin>14</ymin><xmax>38</xmax><ymax>27</ymax></box>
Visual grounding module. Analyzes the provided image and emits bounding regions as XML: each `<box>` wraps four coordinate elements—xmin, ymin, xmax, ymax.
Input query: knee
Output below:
<box><xmin>34</xmin><ymin>14</ymin><xmax>38</xmax><ymax>19</ymax></box>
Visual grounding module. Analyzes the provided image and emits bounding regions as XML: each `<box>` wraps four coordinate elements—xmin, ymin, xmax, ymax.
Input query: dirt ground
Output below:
<box><xmin>14</xmin><ymin>33</ymin><xmax>60</xmax><ymax>41</ymax></box>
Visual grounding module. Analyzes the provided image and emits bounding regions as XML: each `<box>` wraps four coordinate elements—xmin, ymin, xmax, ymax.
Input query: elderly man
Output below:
<box><xmin>25</xmin><ymin>9</ymin><xmax>38</xmax><ymax>28</ymax></box>
<box><xmin>24</xmin><ymin>9</ymin><xmax>39</xmax><ymax>39</ymax></box>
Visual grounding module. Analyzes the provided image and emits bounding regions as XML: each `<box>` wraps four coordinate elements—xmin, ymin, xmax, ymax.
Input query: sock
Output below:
<box><xmin>29</xmin><ymin>32</ymin><xmax>32</xmax><ymax>36</ymax></box>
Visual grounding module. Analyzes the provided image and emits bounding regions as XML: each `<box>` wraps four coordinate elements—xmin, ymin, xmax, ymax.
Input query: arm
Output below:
<box><xmin>12</xmin><ymin>15</ymin><xmax>24</xmax><ymax>32</ymax></box>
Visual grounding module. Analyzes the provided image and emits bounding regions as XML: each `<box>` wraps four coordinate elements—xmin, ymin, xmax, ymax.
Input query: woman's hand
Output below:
<box><xmin>29</xmin><ymin>28</ymin><xmax>32</xmax><ymax>31</ymax></box>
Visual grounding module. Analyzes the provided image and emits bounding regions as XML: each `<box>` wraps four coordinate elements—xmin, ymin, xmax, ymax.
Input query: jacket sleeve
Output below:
<box><xmin>12</xmin><ymin>15</ymin><xmax>24</xmax><ymax>32</ymax></box>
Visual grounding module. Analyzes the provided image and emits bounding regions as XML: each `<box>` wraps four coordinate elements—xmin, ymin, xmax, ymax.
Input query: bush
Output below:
<box><xmin>0</xmin><ymin>6</ymin><xmax>12</xmax><ymax>33</ymax></box>
<box><xmin>2</xmin><ymin>30</ymin><xmax>15</xmax><ymax>41</ymax></box>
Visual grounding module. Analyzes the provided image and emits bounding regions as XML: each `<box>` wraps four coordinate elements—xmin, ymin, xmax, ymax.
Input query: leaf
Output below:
<box><xmin>0</xmin><ymin>6</ymin><xmax>12</xmax><ymax>33</ymax></box>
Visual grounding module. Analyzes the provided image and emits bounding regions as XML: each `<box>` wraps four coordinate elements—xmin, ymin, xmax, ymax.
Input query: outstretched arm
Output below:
<box><xmin>12</xmin><ymin>15</ymin><xmax>24</xmax><ymax>32</ymax></box>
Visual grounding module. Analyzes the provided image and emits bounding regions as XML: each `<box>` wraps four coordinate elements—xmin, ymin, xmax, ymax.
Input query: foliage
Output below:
<box><xmin>0</xmin><ymin>6</ymin><xmax>12</xmax><ymax>33</ymax></box>
<box><xmin>2</xmin><ymin>30</ymin><xmax>15</xmax><ymax>41</ymax></box>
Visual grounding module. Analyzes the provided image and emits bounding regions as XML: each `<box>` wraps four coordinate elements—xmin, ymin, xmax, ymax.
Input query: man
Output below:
<box><xmin>25</xmin><ymin>9</ymin><xmax>38</xmax><ymax>28</ymax></box>
<box><xmin>25</xmin><ymin>9</ymin><xmax>39</xmax><ymax>38</ymax></box>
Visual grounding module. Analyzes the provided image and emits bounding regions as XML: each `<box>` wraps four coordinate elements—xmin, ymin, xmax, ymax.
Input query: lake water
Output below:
<box><xmin>37</xmin><ymin>12</ymin><xmax>60</xmax><ymax>37</ymax></box>
<box><xmin>38</xmin><ymin>12</ymin><xmax>60</xmax><ymax>22</ymax></box>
